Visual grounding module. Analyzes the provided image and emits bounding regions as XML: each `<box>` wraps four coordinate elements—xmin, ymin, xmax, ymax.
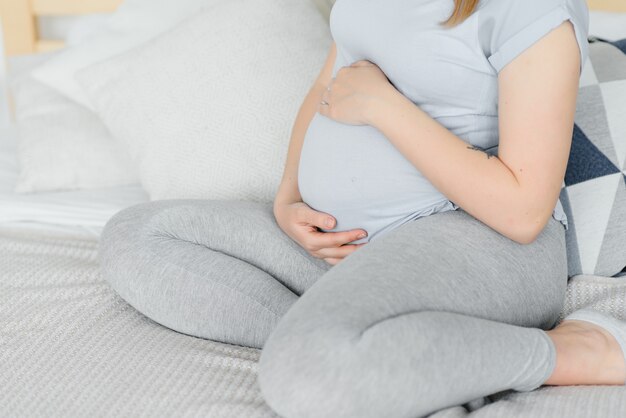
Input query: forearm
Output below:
<box><xmin>274</xmin><ymin>83</ymin><xmax>326</xmax><ymax>207</ymax></box>
<box><xmin>368</xmin><ymin>90</ymin><xmax>547</xmax><ymax>244</ymax></box>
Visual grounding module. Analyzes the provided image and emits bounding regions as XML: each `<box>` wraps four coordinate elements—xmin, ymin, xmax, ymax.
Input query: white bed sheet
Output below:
<box><xmin>0</xmin><ymin>126</ymin><xmax>148</xmax><ymax>236</ymax></box>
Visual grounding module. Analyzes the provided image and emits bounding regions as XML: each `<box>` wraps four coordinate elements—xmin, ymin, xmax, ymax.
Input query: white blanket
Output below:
<box><xmin>1</xmin><ymin>226</ymin><xmax>625</xmax><ymax>417</ymax></box>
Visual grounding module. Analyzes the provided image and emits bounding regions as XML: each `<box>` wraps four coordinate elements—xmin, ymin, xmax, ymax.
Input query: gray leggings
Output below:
<box><xmin>99</xmin><ymin>199</ymin><xmax>569</xmax><ymax>418</ymax></box>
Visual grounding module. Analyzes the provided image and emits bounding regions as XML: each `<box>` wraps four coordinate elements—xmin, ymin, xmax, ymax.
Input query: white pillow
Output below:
<box><xmin>65</xmin><ymin>14</ymin><xmax>111</xmax><ymax>46</ymax></box>
<box><xmin>76</xmin><ymin>0</ymin><xmax>331</xmax><ymax>203</ymax></box>
<box><xmin>11</xmin><ymin>74</ymin><xmax>138</xmax><ymax>193</ymax></box>
<box><xmin>312</xmin><ymin>0</ymin><xmax>334</xmax><ymax>20</ymax></box>
<box><xmin>589</xmin><ymin>11</ymin><xmax>626</xmax><ymax>41</ymax></box>
<box><xmin>31</xmin><ymin>0</ymin><xmax>216</xmax><ymax>109</ymax></box>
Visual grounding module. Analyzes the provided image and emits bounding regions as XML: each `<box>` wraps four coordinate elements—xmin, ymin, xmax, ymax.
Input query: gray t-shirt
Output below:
<box><xmin>298</xmin><ymin>0</ymin><xmax>589</xmax><ymax>244</ymax></box>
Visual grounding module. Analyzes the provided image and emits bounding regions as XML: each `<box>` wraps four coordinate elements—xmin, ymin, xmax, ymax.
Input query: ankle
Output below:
<box><xmin>545</xmin><ymin>320</ymin><xmax>625</xmax><ymax>386</ymax></box>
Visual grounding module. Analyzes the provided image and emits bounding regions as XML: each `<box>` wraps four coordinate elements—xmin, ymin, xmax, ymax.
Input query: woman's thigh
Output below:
<box><xmin>275</xmin><ymin>207</ymin><xmax>569</xmax><ymax>336</ymax></box>
<box><xmin>99</xmin><ymin>199</ymin><xmax>332</xmax><ymax>348</ymax></box>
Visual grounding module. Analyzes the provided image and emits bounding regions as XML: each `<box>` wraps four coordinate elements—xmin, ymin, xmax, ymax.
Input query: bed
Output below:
<box><xmin>1</xmin><ymin>1</ymin><xmax>626</xmax><ymax>417</ymax></box>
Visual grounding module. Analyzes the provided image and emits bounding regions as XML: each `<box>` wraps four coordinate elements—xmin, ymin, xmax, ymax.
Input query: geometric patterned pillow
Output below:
<box><xmin>560</xmin><ymin>38</ymin><xmax>626</xmax><ymax>278</ymax></box>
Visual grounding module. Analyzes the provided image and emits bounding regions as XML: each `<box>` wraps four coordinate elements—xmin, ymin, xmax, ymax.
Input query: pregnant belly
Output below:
<box><xmin>298</xmin><ymin>113</ymin><xmax>452</xmax><ymax>244</ymax></box>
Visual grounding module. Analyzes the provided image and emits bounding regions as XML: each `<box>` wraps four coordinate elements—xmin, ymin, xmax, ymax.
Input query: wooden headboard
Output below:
<box><xmin>0</xmin><ymin>0</ymin><xmax>122</xmax><ymax>56</ymax></box>
<box><xmin>315</xmin><ymin>0</ymin><xmax>626</xmax><ymax>24</ymax></box>
<box><xmin>588</xmin><ymin>0</ymin><xmax>626</xmax><ymax>13</ymax></box>
<box><xmin>0</xmin><ymin>0</ymin><xmax>624</xmax><ymax>56</ymax></box>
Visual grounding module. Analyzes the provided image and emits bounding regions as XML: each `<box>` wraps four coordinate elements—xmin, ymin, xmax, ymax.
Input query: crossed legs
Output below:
<box><xmin>100</xmin><ymin>199</ymin><xmax>568</xmax><ymax>417</ymax></box>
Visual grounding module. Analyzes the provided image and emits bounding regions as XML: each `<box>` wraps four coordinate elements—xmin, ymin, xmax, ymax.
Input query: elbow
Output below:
<box><xmin>504</xmin><ymin>212</ymin><xmax>551</xmax><ymax>246</ymax></box>
<box><xmin>509</xmin><ymin>227</ymin><xmax>541</xmax><ymax>246</ymax></box>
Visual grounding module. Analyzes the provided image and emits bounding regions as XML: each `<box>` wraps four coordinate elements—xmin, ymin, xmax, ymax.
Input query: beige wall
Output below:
<box><xmin>313</xmin><ymin>0</ymin><xmax>626</xmax><ymax>19</ymax></box>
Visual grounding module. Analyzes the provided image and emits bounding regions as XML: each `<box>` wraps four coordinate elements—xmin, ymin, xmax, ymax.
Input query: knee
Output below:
<box><xmin>258</xmin><ymin>324</ymin><xmax>359</xmax><ymax>418</ymax></box>
<box><xmin>101</xmin><ymin>199</ymin><xmax>274</xmax><ymax>256</ymax></box>
<box><xmin>102</xmin><ymin>199</ymin><xmax>158</xmax><ymax>242</ymax></box>
<box><xmin>257</xmin><ymin>309</ymin><xmax>446</xmax><ymax>418</ymax></box>
<box><xmin>100</xmin><ymin>199</ymin><xmax>208</xmax><ymax>261</ymax></box>
<box><xmin>101</xmin><ymin>201</ymin><xmax>162</xmax><ymax>271</ymax></box>
<box><xmin>257</xmin><ymin>314</ymin><xmax>426</xmax><ymax>418</ymax></box>
<box><xmin>101</xmin><ymin>199</ymin><xmax>182</xmax><ymax>244</ymax></box>
<box><xmin>99</xmin><ymin>200</ymin><xmax>187</xmax><ymax>297</ymax></box>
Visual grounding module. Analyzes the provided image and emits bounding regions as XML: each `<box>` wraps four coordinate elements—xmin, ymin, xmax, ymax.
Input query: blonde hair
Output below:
<box><xmin>443</xmin><ymin>0</ymin><xmax>480</xmax><ymax>27</ymax></box>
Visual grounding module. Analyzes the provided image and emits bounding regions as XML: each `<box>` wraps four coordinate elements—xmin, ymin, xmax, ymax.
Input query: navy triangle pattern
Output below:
<box><xmin>611</xmin><ymin>38</ymin><xmax>626</xmax><ymax>55</ymax></box>
<box><xmin>564</xmin><ymin>124</ymin><xmax>621</xmax><ymax>186</ymax></box>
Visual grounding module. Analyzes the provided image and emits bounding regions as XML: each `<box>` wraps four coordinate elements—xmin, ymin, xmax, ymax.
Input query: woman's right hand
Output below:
<box><xmin>274</xmin><ymin>200</ymin><xmax>368</xmax><ymax>266</ymax></box>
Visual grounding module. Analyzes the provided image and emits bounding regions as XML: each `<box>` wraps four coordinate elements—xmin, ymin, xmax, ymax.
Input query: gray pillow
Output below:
<box><xmin>560</xmin><ymin>38</ymin><xmax>626</xmax><ymax>278</ymax></box>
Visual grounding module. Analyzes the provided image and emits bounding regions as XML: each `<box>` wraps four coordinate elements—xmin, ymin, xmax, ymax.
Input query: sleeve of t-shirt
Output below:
<box><xmin>478</xmin><ymin>0</ymin><xmax>589</xmax><ymax>74</ymax></box>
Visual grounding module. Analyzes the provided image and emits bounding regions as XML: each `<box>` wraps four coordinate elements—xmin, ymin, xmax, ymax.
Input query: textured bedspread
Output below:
<box><xmin>1</xmin><ymin>226</ymin><xmax>625</xmax><ymax>417</ymax></box>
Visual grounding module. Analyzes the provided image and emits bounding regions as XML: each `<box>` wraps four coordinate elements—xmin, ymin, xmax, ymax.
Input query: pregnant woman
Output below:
<box><xmin>100</xmin><ymin>0</ymin><xmax>626</xmax><ymax>417</ymax></box>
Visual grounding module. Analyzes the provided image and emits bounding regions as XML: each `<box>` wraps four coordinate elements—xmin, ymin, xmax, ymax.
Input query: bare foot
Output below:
<box><xmin>544</xmin><ymin>319</ymin><xmax>626</xmax><ymax>386</ymax></box>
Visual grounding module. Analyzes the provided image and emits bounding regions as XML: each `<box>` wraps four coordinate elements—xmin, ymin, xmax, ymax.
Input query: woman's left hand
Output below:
<box><xmin>318</xmin><ymin>60</ymin><xmax>395</xmax><ymax>126</ymax></box>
